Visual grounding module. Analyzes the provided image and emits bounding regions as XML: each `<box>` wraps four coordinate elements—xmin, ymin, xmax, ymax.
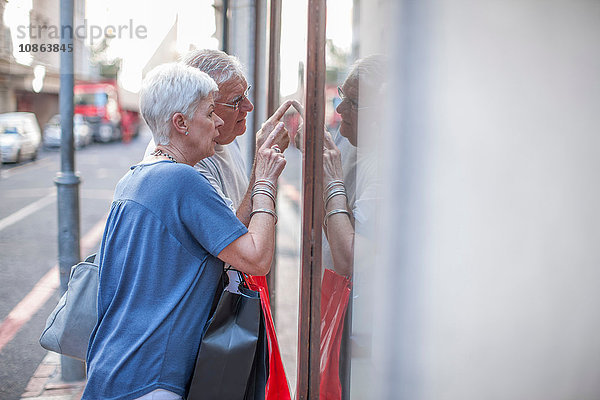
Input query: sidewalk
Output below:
<box><xmin>20</xmin><ymin>352</ymin><xmax>85</xmax><ymax>400</ymax></box>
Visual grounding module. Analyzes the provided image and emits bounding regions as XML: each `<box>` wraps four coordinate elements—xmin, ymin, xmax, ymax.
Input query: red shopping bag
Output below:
<box><xmin>319</xmin><ymin>269</ymin><xmax>352</xmax><ymax>400</ymax></box>
<box><xmin>246</xmin><ymin>275</ymin><xmax>292</xmax><ymax>400</ymax></box>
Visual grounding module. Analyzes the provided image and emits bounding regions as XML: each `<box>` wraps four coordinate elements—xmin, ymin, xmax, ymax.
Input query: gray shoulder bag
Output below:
<box><xmin>39</xmin><ymin>254</ymin><xmax>99</xmax><ymax>361</ymax></box>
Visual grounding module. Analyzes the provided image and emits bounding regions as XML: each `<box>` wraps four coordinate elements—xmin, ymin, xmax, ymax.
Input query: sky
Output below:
<box><xmin>85</xmin><ymin>0</ymin><xmax>218</xmax><ymax>92</ymax></box>
<box><xmin>280</xmin><ymin>0</ymin><xmax>353</xmax><ymax>95</ymax></box>
<box><xmin>4</xmin><ymin>0</ymin><xmax>34</xmax><ymax>65</ymax></box>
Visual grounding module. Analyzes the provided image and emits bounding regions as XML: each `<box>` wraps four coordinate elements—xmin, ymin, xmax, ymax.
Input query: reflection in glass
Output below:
<box><xmin>320</xmin><ymin>55</ymin><xmax>388</xmax><ymax>398</ymax></box>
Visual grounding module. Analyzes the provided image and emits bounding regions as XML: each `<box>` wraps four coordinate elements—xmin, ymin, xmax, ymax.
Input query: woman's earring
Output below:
<box><xmin>185</xmin><ymin>131</ymin><xmax>189</xmax><ymax>136</ymax></box>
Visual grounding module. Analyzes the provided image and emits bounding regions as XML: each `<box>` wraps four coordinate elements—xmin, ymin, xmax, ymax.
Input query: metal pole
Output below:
<box><xmin>245</xmin><ymin>0</ymin><xmax>258</xmax><ymax>177</ymax></box>
<box><xmin>221</xmin><ymin>0</ymin><xmax>229</xmax><ymax>52</ymax></box>
<box><xmin>297</xmin><ymin>0</ymin><xmax>326</xmax><ymax>397</ymax></box>
<box><xmin>266</xmin><ymin>0</ymin><xmax>282</xmax><ymax>321</ymax></box>
<box><xmin>55</xmin><ymin>0</ymin><xmax>84</xmax><ymax>381</ymax></box>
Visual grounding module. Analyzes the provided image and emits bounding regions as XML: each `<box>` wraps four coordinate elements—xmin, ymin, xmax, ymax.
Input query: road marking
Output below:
<box><xmin>0</xmin><ymin>157</ymin><xmax>54</xmax><ymax>180</ymax></box>
<box><xmin>0</xmin><ymin>267</ymin><xmax>59</xmax><ymax>353</ymax></box>
<box><xmin>80</xmin><ymin>214</ymin><xmax>108</xmax><ymax>252</ymax></box>
<box><xmin>0</xmin><ymin>192</ymin><xmax>56</xmax><ymax>233</ymax></box>
<box><xmin>4</xmin><ymin>188</ymin><xmax>55</xmax><ymax>198</ymax></box>
<box><xmin>0</xmin><ymin>214</ymin><xmax>107</xmax><ymax>354</ymax></box>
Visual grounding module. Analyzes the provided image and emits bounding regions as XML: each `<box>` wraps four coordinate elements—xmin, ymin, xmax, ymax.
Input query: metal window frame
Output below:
<box><xmin>266</xmin><ymin>0</ymin><xmax>282</xmax><ymax>319</ymax></box>
<box><xmin>296</xmin><ymin>0</ymin><xmax>327</xmax><ymax>398</ymax></box>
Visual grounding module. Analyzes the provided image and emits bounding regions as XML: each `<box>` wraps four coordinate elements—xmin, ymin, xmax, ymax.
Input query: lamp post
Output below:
<box><xmin>55</xmin><ymin>0</ymin><xmax>84</xmax><ymax>382</ymax></box>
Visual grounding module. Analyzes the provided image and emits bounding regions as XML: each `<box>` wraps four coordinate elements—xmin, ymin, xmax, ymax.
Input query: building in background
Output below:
<box><xmin>0</xmin><ymin>0</ymin><xmax>94</xmax><ymax>127</ymax></box>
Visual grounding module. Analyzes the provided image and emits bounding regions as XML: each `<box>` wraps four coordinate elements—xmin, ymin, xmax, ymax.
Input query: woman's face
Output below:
<box><xmin>336</xmin><ymin>77</ymin><xmax>359</xmax><ymax>146</ymax></box>
<box><xmin>188</xmin><ymin>93</ymin><xmax>224</xmax><ymax>160</ymax></box>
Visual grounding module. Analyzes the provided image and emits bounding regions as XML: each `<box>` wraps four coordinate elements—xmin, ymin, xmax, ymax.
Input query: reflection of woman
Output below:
<box><xmin>82</xmin><ymin>63</ymin><xmax>286</xmax><ymax>400</ymax></box>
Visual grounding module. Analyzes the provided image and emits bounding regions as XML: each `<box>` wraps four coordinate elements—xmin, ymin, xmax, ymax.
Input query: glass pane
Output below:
<box><xmin>321</xmin><ymin>0</ymin><xmax>390</xmax><ymax>397</ymax></box>
<box><xmin>321</xmin><ymin>1</ymin><xmax>356</xmax><ymax>398</ymax></box>
<box><xmin>275</xmin><ymin>0</ymin><xmax>308</xmax><ymax>396</ymax></box>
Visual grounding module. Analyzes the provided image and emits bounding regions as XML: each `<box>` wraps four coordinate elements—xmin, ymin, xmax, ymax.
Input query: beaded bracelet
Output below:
<box><xmin>323</xmin><ymin>208</ymin><xmax>351</xmax><ymax>228</ymax></box>
<box><xmin>250</xmin><ymin>208</ymin><xmax>278</xmax><ymax>224</ymax></box>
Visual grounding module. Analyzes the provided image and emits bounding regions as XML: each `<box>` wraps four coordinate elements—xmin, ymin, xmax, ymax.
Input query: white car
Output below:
<box><xmin>43</xmin><ymin>114</ymin><xmax>92</xmax><ymax>149</ymax></box>
<box><xmin>0</xmin><ymin>112</ymin><xmax>42</xmax><ymax>163</ymax></box>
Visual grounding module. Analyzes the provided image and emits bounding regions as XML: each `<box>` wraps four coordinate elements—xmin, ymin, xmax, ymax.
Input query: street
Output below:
<box><xmin>0</xmin><ymin>129</ymin><xmax>151</xmax><ymax>399</ymax></box>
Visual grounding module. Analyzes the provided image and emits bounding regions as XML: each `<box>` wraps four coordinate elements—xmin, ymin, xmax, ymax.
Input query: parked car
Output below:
<box><xmin>0</xmin><ymin>112</ymin><xmax>42</xmax><ymax>163</ymax></box>
<box><xmin>43</xmin><ymin>114</ymin><xmax>92</xmax><ymax>149</ymax></box>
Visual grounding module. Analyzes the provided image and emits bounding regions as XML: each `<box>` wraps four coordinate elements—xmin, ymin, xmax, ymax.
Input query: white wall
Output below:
<box><xmin>366</xmin><ymin>1</ymin><xmax>600</xmax><ymax>399</ymax></box>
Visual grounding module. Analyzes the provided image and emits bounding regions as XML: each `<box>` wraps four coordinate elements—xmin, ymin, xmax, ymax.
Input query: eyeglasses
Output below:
<box><xmin>215</xmin><ymin>85</ymin><xmax>252</xmax><ymax>111</ymax></box>
<box><xmin>337</xmin><ymin>86</ymin><xmax>368</xmax><ymax>110</ymax></box>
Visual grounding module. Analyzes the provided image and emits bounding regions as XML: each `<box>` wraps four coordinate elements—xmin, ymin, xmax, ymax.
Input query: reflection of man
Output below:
<box><xmin>322</xmin><ymin>55</ymin><xmax>387</xmax><ymax>276</ymax></box>
<box><xmin>316</xmin><ymin>56</ymin><xmax>388</xmax><ymax>400</ymax></box>
<box><xmin>146</xmin><ymin>49</ymin><xmax>293</xmax><ymax>223</ymax></box>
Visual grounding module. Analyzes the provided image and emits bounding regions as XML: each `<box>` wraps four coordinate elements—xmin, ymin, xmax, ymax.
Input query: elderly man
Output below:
<box><xmin>146</xmin><ymin>49</ymin><xmax>294</xmax><ymax>225</ymax></box>
<box><xmin>145</xmin><ymin>50</ymin><xmax>297</xmax><ymax>301</ymax></box>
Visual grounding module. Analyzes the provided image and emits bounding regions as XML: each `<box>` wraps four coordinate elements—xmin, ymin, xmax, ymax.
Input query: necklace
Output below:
<box><xmin>151</xmin><ymin>149</ymin><xmax>177</xmax><ymax>163</ymax></box>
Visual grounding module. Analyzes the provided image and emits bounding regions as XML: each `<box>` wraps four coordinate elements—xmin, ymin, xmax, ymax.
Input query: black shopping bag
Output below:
<box><xmin>188</xmin><ymin>274</ymin><xmax>267</xmax><ymax>400</ymax></box>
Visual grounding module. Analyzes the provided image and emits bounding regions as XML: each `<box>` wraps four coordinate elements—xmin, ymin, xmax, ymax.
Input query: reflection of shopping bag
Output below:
<box><xmin>246</xmin><ymin>275</ymin><xmax>292</xmax><ymax>400</ymax></box>
<box><xmin>188</xmin><ymin>272</ymin><xmax>267</xmax><ymax>400</ymax></box>
<box><xmin>320</xmin><ymin>269</ymin><xmax>352</xmax><ymax>400</ymax></box>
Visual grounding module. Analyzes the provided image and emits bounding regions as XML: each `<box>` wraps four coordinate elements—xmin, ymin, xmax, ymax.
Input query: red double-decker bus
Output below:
<box><xmin>74</xmin><ymin>81</ymin><xmax>140</xmax><ymax>143</ymax></box>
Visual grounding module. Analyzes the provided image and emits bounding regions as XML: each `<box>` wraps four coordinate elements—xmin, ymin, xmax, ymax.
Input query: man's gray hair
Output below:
<box><xmin>139</xmin><ymin>62</ymin><xmax>218</xmax><ymax>145</ymax></box>
<box><xmin>182</xmin><ymin>49</ymin><xmax>246</xmax><ymax>87</ymax></box>
<box><xmin>347</xmin><ymin>54</ymin><xmax>388</xmax><ymax>95</ymax></box>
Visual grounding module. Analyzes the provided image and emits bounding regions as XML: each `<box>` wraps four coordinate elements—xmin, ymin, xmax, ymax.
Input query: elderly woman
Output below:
<box><xmin>82</xmin><ymin>63</ymin><xmax>286</xmax><ymax>400</ymax></box>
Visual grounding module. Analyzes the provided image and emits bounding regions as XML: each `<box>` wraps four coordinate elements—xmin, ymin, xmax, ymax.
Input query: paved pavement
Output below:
<box><xmin>20</xmin><ymin>353</ymin><xmax>84</xmax><ymax>400</ymax></box>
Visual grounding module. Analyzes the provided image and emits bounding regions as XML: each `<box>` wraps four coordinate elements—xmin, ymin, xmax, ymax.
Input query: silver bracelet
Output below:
<box><xmin>252</xmin><ymin>182</ymin><xmax>277</xmax><ymax>198</ymax></box>
<box><xmin>254</xmin><ymin>179</ymin><xmax>276</xmax><ymax>192</ymax></box>
<box><xmin>325</xmin><ymin>180</ymin><xmax>344</xmax><ymax>193</ymax></box>
<box><xmin>324</xmin><ymin>181</ymin><xmax>345</xmax><ymax>201</ymax></box>
<box><xmin>325</xmin><ymin>189</ymin><xmax>347</xmax><ymax>209</ymax></box>
<box><xmin>250</xmin><ymin>208</ymin><xmax>278</xmax><ymax>224</ymax></box>
<box><xmin>251</xmin><ymin>188</ymin><xmax>276</xmax><ymax>204</ymax></box>
<box><xmin>323</xmin><ymin>208</ymin><xmax>351</xmax><ymax>228</ymax></box>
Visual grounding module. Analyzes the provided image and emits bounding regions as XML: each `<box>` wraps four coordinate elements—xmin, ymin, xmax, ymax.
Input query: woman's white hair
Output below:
<box><xmin>139</xmin><ymin>62</ymin><xmax>218</xmax><ymax>145</ymax></box>
<box><xmin>181</xmin><ymin>49</ymin><xmax>246</xmax><ymax>87</ymax></box>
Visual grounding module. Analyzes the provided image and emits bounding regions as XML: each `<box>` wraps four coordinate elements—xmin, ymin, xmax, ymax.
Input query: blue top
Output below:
<box><xmin>83</xmin><ymin>161</ymin><xmax>247</xmax><ymax>400</ymax></box>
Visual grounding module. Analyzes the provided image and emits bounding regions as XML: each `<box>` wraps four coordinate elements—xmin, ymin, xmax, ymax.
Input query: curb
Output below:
<box><xmin>21</xmin><ymin>352</ymin><xmax>85</xmax><ymax>400</ymax></box>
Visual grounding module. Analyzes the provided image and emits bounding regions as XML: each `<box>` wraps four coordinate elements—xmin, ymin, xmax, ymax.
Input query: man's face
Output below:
<box><xmin>335</xmin><ymin>77</ymin><xmax>359</xmax><ymax>146</ymax></box>
<box><xmin>214</xmin><ymin>76</ymin><xmax>254</xmax><ymax>145</ymax></box>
